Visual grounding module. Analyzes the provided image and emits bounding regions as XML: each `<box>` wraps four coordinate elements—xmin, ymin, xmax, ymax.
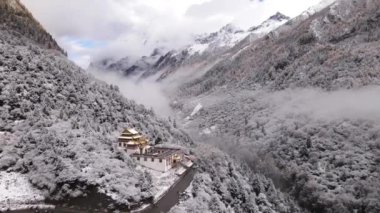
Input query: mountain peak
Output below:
<box><xmin>248</xmin><ymin>12</ymin><xmax>290</xmax><ymax>33</ymax></box>
<box><xmin>269</xmin><ymin>12</ymin><xmax>290</xmax><ymax>21</ymax></box>
<box><xmin>219</xmin><ymin>23</ymin><xmax>241</xmax><ymax>34</ymax></box>
<box><xmin>0</xmin><ymin>0</ymin><xmax>65</xmax><ymax>55</ymax></box>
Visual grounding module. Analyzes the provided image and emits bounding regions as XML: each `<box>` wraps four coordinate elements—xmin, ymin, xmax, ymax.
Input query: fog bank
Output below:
<box><xmin>267</xmin><ymin>87</ymin><xmax>380</xmax><ymax>121</ymax></box>
<box><xmin>89</xmin><ymin>70</ymin><xmax>173</xmax><ymax>118</ymax></box>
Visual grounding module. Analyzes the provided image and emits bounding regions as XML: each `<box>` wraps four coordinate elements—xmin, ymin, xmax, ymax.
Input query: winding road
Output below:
<box><xmin>137</xmin><ymin>167</ymin><xmax>196</xmax><ymax>213</ymax></box>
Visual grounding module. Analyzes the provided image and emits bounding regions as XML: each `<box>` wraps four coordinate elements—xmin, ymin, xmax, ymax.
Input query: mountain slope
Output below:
<box><xmin>0</xmin><ymin>0</ymin><xmax>65</xmax><ymax>55</ymax></box>
<box><xmin>86</xmin><ymin>0</ymin><xmax>380</xmax><ymax>212</ymax></box>
<box><xmin>171</xmin><ymin>0</ymin><xmax>380</xmax><ymax>212</ymax></box>
<box><xmin>0</xmin><ymin>1</ymin><xmax>303</xmax><ymax>213</ymax></box>
<box><xmin>0</xmin><ymin>2</ymin><xmax>311</xmax><ymax>212</ymax></box>
<box><xmin>0</xmin><ymin>1</ymin><xmax>192</xmax><ymax>210</ymax></box>
<box><xmin>182</xmin><ymin>0</ymin><xmax>380</xmax><ymax>95</ymax></box>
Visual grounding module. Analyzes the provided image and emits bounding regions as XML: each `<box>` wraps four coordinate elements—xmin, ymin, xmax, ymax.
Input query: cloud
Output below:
<box><xmin>186</xmin><ymin>0</ymin><xmax>255</xmax><ymax>18</ymax></box>
<box><xmin>21</xmin><ymin>0</ymin><xmax>324</xmax><ymax>68</ymax></box>
<box><xmin>21</xmin><ymin>0</ymin><xmax>132</xmax><ymax>40</ymax></box>
<box><xmin>186</xmin><ymin>0</ymin><xmax>322</xmax><ymax>29</ymax></box>
<box><xmin>89</xmin><ymin>69</ymin><xmax>173</xmax><ymax>118</ymax></box>
<box><xmin>267</xmin><ymin>87</ymin><xmax>380</xmax><ymax>121</ymax></box>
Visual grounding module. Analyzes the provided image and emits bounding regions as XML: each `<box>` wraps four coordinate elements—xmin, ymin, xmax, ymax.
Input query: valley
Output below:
<box><xmin>0</xmin><ymin>0</ymin><xmax>379</xmax><ymax>212</ymax></box>
<box><xmin>91</xmin><ymin>0</ymin><xmax>380</xmax><ymax>212</ymax></box>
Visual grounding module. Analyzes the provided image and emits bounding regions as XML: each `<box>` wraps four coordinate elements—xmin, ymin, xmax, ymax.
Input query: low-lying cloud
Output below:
<box><xmin>89</xmin><ymin>70</ymin><xmax>173</xmax><ymax>118</ymax></box>
<box><xmin>267</xmin><ymin>87</ymin><xmax>380</xmax><ymax>121</ymax></box>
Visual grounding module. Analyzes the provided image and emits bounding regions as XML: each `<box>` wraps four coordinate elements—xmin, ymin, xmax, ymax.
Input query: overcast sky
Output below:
<box><xmin>21</xmin><ymin>0</ymin><xmax>323</xmax><ymax>69</ymax></box>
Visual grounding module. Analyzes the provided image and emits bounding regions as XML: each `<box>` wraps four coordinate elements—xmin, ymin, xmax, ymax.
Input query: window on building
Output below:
<box><xmin>151</xmin><ymin>158</ymin><xmax>154</xmax><ymax>162</ymax></box>
<box><xmin>159</xmin><ymin>159</ymin><xmax>162</xmax><ymax>163</ymax></box>
<box><xmin>144</xmin><ymin>157</ymin><xmax>147</xmax><ymax>161</ymax></box>
<box><xmin>119</xmin><ymin>143</ymin><xmax>122</xmax><ymax>146</ymax></box>
<box><xmin>137</xmin><ymin>157</ymin><xmax>140</xmax><ymax>161</ymax></box>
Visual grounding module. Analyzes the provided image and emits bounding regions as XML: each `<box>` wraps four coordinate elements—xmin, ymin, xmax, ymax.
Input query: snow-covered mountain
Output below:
<box><xmin>0</xmin><ymin>0</ymin><xmax>193</xmax><ymax>211</ymax></box>
<box><xmin>182</xmin><ymin>13</ymin><xmax>289</xmax><ymax>57</ymax></box>
<box><xmin>5</xmin><ymin>0</ymin><xmax>380</xmax><ymax>212</ymax></box>
<box><xmin>248</xmin><ymin>12</ymin><xmax>290</xmax><ymax>34</ymax></box>
<box><xmin>89</xmin><ymin>12</ymin><xmax>290</xmax><ymax>80</ymax></box>
<box><xmin>0</xmin><ymin>1</ymin><xmax>303</xmax><ymax>212</ymax></box>
<box><xmin>173</xmin><ymin>0</ymin><xmax>380</xmax><ymax>212</ymax></box>
<box><xmin>92</xmin><ymin>0</ymin><xmax>380</xmax><ymax>212</ymax></box>
<box><xmin>89</xmin><ymin>48</ymin><xmax>164</xmax><ymax>77</ymax></box>
<box><xmin>187</xmin><ymin>24</ymin><xmax>249</xmax><ymax>55</ymax></box>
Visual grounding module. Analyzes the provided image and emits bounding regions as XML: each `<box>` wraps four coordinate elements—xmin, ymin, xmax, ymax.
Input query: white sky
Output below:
<box><xmin>21</xmin><ymin>0</ymin><xmax>323</xmax><ymax>69</ymax></box>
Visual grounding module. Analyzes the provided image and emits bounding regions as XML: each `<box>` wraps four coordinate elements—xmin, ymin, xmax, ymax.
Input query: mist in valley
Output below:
<box><xmin>88</xmin><ymin>69</ymin><xmax>174</xmax><ymax>118</ymax></box>
<box><xmin>267</xmin><ymin>86</ymin><xmax>380</xmax><ymax>121</ymax></box>
<box><xmin>2</xmin><ymin>0</ymin><xmax>379</xmax><ymax>211</ymax></box>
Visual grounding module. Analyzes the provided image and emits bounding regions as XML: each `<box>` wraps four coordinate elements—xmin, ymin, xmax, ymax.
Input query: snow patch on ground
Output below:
<box><xmin>302</xmin><ymin>0</ymin><xmax>336</xmax><ymax>17</ymax></box>
<box><xmin>188</xmin><ymin>43</ymin><xmax>209</xmax><ymax>55</ymax></box>
<box><xmin>14</xmin><ymin>120</ymin><xmax>23</xmax><ymax>124</ymax></box>
<box><xmin>181</xmin><ymin>161</ymin><xmax>194</xmax><ymax>168</ymax></box>
<box><xmin>190</xmin><ymin>103</ymin><xmax>203</xmax><ymax>117</ymax></box>
<box><xmin>203</xmin><ymin>128</ymin><xmax>212</xmax><ymax>135</ymax></box>
<box><xmin>202</xmin><ymin>125</ymin><xmax>217</xmax><ymax>135</ymax></box>
<box><xmin>231</xmin><ymin>45</ymin><xmax>249</xmax><ymax>60</ymax></box>
<box><xmin>228</xmin><ymin>32</ymin><xmax>250</xmax><ymax>46</ymax></box>
<box><xmin>212</xmin><ymin>31</ymin><xmax>249</xmax><ymax>48</ymax></box>
<box><xmin>0</xmin><ymin>172</ymin><xmax>49</xmax><ymax>211</ymax></box>
<box><xmin>131</xmin><ymin>203</ymin><xmax>150</xmax><ymax>213</ymax></box>
<box><xmin>137</xmin><ymin>166</ymin><xmax>179</xmax><ymax>201</ymax></box>
<box><xmin>252</xmin><ymin>19</ymin><xmax>288</xmax><ymax>35</ymax></box>
<box><xmin>175</xmin><ymin>167</ymin><xmax>187</xmax><ymax>176</ymax></box>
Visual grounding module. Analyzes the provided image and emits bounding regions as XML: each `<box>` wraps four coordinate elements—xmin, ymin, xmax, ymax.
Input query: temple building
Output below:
<box><xmin>117</xmin><ymin>128</ymin><xmax>186</xmax><ymax>172</ymax></box>
<box><xmin>118</xmin><ymin>128</ymin><xmax>150</xmax><ymax>155</ymax></box>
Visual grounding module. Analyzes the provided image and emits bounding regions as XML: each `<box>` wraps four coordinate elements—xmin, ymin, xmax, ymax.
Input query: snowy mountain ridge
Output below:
<box><xmin>301</xmin><ymin>0</ymin><xmax>337</xmax><ymax>17</ymax></box>
<box><xmin>187</xmin><ymin>24</ymin><xmax>249</xmax><ymax>55</ymax></box>
<box><xmin>89</xmin><ymin>12</ymin><xmax>290</xmax><ymax>79</ymax></box>
<box><xmin>248</xmin><ymin>12</ymin><xmax>290</xmax><ymax>34</ymax></box>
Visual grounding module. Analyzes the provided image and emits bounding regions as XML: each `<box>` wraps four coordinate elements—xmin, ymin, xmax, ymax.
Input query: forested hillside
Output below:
<box><xmin>182</xmin><ymin>0</ymin><xmax>380</xmax><ymax>96</ymax></box>
<box><xmin>0</xmin><ymin>0</ymin><xmax>192</xmax><ymax>209</ymax></box>
<box><xmin>2</xmin><ymin>0</ymin><xmax>379</xmax><ymax>212</ymax></box>
<box><xmin>0</xmin><ymin>1</ymin><xmax>299</xmax><ymax>212</ymax></box>
<box><xmin>172</xmin><ymin>0</ymin><xmax>380</xmax><ymax>212</ymax></box>
<box><xmin>0</xmin><ymin>0</ymin><xmax>64</xmax><ymax>54</ymax></box>
<box><xmin>170</xmin><ymin>145</ymin><xmax>300</xmax><ymax>213</ymax></box>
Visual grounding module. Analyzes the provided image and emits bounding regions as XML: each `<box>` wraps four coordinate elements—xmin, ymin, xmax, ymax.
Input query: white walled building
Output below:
<box><xmin>117</xmin><ymin>128</ymin><xmax>184</xmax><ymax>172</ymax></box>
<box><xmin>131</xmin><ymin>147</ymin><xmax>183</xmax><ymax>172</ymax></box>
